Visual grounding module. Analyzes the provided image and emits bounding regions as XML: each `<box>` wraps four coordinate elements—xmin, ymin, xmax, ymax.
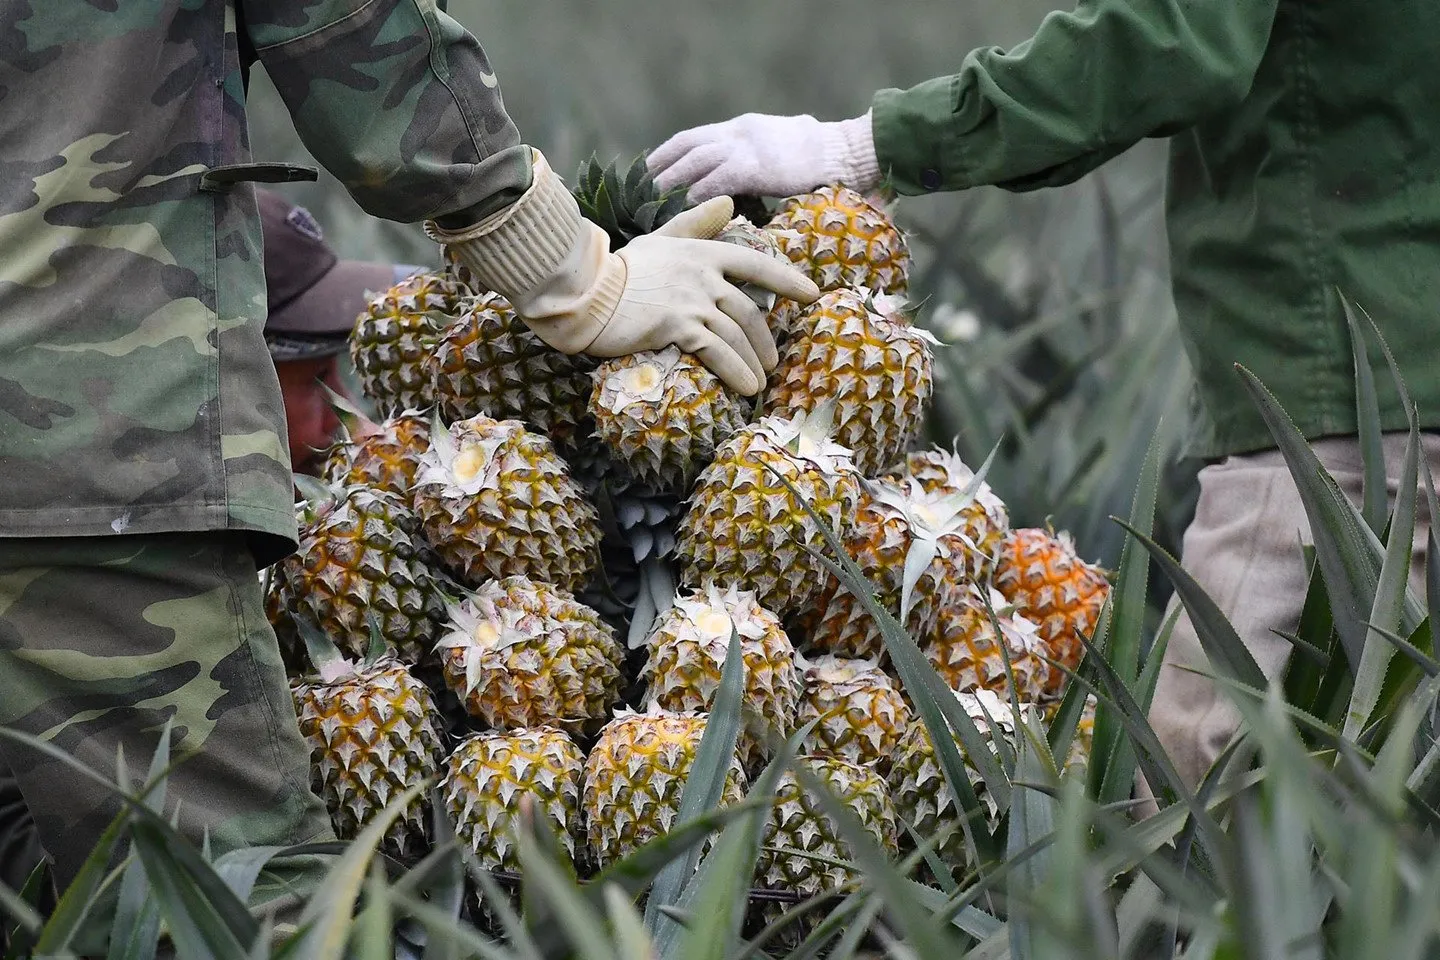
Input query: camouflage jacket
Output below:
<box><xmin>0</xmin><ymin>1</ymin><xmax>530</xmax><ymax>564</ymax></box>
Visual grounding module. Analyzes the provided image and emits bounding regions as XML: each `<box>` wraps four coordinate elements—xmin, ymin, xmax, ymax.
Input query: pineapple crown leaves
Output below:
<box><xmin>749</xmin><ymin>401</ymin><xmax>858</xmax><ymax>475</ymax></box>
<box><xmin>593</xmin><ymin>347</ymin><xmax>684</xmax><ymax>415</ymax></box>
<box><xmin>415</xmin><ymin>412</ymin><xmax>511</xmax><ymax>497</ymax></box>
<box><xmin>572</xmin><ymin>153</ymin><xmax>690</xmax><ymax>249</ymax></box>
<box><xmin>295</xmin><ymin>616</ymin><xmax>359</xmax><ymax>683</ymax></box>
<box><xmin>893</xmin><ymin>438</ymin><xmax>1002</xmax><ymax>622</ymax></box>
<box><xmin>794</xmin><ymin>651</ymin><xmax>890</xmax><ymax>692</ymax></box>
<box><xmin>291</xmin><ymin>472</ymin><xmax>346</xmax><ymax>522</ymax></box>
<box><xmin>654</xmin><ymin>582</ymin><xmax>775</xmax><ymax>650</ymax></box>
<box><xmin>317</xmin><ymin>381</ymin><xmax>382</xmax><ymax>443</ymax></box>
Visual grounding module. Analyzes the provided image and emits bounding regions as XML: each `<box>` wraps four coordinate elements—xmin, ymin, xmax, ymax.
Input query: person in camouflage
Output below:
<box><xmin>0</xmin><ymin>0</ymin><xmax>818</xmax><ymax>902</ymax></box>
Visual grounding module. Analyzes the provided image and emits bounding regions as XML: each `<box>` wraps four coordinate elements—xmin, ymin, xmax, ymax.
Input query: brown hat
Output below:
<box><xmin>259</xmin><ymin>189</ymin><xmax>421</xmax><ymax>361</ymax></box>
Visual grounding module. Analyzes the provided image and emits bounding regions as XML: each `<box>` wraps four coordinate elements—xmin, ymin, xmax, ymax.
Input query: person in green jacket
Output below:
<box><xmin>0</xmin><ymin>0</ymin><xmax>817</xmax><ymax>907</ymax></box>
<box><xmin>648</xmin><ymin>1</ymin><xmax>1440</xmax><ymax>790</ymax></box>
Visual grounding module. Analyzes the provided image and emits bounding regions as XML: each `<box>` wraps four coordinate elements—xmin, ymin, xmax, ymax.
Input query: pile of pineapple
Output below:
<box><xmin>263</xmin><ymin>159</ymin><xmax>1112</xmax><ymax>907</ymax></box>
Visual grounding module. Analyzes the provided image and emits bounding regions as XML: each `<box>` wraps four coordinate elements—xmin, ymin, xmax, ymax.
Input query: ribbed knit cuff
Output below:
<box><xmin>423</xmin><ymin>148</ymin><xmax>583</xmax><ymax>301</ymax></box>
<box><xmin>823</xmin><ymin>111</ymin><xmax>883</xmax><ymax>192</ymax></box>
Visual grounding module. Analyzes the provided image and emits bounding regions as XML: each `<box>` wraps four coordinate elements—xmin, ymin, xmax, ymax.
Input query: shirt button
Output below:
<box><xmin>920</xmin><ymin>168</ymin><xmax>942</xmax><ymax>191</ymax></box>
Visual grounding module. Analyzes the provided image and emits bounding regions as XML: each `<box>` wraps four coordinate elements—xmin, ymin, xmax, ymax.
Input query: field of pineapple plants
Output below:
<box><xmin>8</xmin><ymin>137</ymin><xmax>1440</xmax><ymax>960</ymax></box>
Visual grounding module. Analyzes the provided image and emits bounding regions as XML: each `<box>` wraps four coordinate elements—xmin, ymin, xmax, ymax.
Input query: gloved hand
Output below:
<box><xmin>647</xmin><ymin>111</ymin><xmax>882</xmax><ymax>203</ymax></box>
<box><xmin>428</xmin><ymin>149</ymin><xmax>819</xmax><ymax>396</ymax></box>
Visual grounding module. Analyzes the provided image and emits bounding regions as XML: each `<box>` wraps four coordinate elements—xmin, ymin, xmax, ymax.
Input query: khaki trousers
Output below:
<box><xmin>1149</xmin><ymin>433</ymin><xmax>1440</xmax><ymax>790</ymax></box>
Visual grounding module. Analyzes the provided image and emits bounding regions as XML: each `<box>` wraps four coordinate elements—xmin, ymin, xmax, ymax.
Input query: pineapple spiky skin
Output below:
<box><xmin>677</xmin><ymin>411</ymin><xmax>862</xmax><ymax>617</ymax></box>
<box><xmin>427</xmin><ymin>292</ymin><xmax>598</xmax><ymax>449</ymax></box>
<box><xmin>589</xmin><ymin>346</ymin><xmax>750</xmax><ymax>492</ymax></box>
<box><xmin>262</xmin><ymin>566</ymin><xmax>306</xmax><ymax>676</ymax></box>
<box><xmin>800</xmin><ymin>479</ymin><xmax>975</xmax><ymax>660</ymax></box>
<box><xmin>1043</xmin><ymin>694</ymin><xmax>1098</xmax><ymax>775</ymax></box>
<box><xmin>994</xmin><ymin>529</ymin><xmax>1111</xmax><ymax>697</ymax></box>
<box><xmin>581</xmin><ymin>708</ymin><xmax>748</xmax><ymax>870</ymax></box>
<box><xmin>435</xmin><ymin>577</ymin><xmax>623</xmax><ymax>735</ymax></box>
<box><xmin>926</xmin><ymin>584</ymin><xmax>1050</xmax><ymax>701</ymax></box>
<box><xmin>275</xmin><ymin>485</ymin><xmax>447</xmax><ymax>663</ymax></box>
<box><xmin>441</xmin><ymin>726</ymin><xmax>585</xmax><ymax>874</ymax></box>
<box><xmin>641</xmin><ymin>584</ymin><xmax>801</xmax><ymax>773</ymax></box>
<box><xmin>757</xmin><ymin>754</ymin><xmax>898</xmax><ymax>900</ymax></box>
<box><xmin>795</xmin><ymin>656</ymin><xmax>911</xmax><ymax>772</ymax></box>
<box><xmin>761</xmin><ymin>289</ymin><xmax>935</xmax><ymax>476</ymax></box>
<box><xmin>413</xmin><ymin>414</ymin><xmax>601</xmax><ymax>593</ymax></box>
<box><xmin>321</xmin><ymin>411</ymin><xmax>431</xmax><ymax>502</ymax></box>
<box><xmin>292</xmin><ymin>654</ymin><xmax>446</xmax><ymax>863</ymax></box>
<box><xmin>765</xmin><ymin>185</ymin><xmax>910</xmax><ymax>295</ymax></box>
<box><xmin>717</xmin><ymin>215</ymin><xmax>790</xmax><ymax>315</ymax></box>
<box><xmin>886</xmin><ymin>689</ymin><xmax>1019</xmax><ymax>876</ymax></box>
<box><xmin>350</xmin><ymin>271</ymin><xmax>470</xmax><ymax>415</ymax></box>
<box><xmin>881</xmin><ymin>448</ymin><xmax>1011</xmax><ymax>581</ymax></box>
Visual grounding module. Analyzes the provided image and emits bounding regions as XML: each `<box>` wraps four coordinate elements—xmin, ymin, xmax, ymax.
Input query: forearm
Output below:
<box><xmin>872</xmin><ymin>0</ymin><xmax>1280</xmax><ymax>194</ymax></box>
<box><xmin>245</xmin><ymin>0</ymin><xmax>531</xmax><ymax>225</ymax></box>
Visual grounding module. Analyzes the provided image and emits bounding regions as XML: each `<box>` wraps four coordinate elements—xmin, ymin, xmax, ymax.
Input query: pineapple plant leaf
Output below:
<box><xmin>1345</xmin><ymin>298</ymin><xmax>1389</xmax><ymax>537</ymax></box>
<box><xmin>1237</xmin><ymin>363</ymin><xmax>1425</xmax><ymax>670</ymax></box>
<box><xmin>644</xmin><ymin>625</ymin><xmax>746</xmax><ymax>940</ymax></box>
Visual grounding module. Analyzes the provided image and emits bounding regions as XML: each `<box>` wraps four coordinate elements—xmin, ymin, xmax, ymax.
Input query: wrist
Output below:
<box><xmin>822</xmin><ymin>111</ymin><xmax>882</xmax><ymax>191</ymax></box>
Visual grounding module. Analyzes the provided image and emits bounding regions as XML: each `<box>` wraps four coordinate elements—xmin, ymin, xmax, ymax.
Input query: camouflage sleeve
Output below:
<box><xmin>242</xmin><ymin>0</ymin><xmax>532</xmax><ymax>227</ymax></box>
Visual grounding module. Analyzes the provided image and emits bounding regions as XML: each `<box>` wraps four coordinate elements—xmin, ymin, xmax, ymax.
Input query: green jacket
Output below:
<box><xmin>0</xmin><ymin>1</ymin><xmax>530</xmax><ymax>563</ymax></box>
<box><xmin>872</xmin><ymin>0</ymin><xmax>1437</xmax><ymax>458</ymax></box>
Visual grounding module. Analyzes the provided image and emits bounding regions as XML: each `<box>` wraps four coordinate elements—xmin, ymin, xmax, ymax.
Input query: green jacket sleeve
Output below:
<box><xmin>871</xmin><ymin>0</ymin><xmax>1280</xmax><ymax>194</ymax></box>
<box><xmin>242</xmin><ymin>0</ymin><xmax>531</xmax><ymax>227</ymax></box>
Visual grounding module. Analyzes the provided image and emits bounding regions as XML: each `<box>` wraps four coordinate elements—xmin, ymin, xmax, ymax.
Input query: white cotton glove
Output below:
<box><xmin>647</xmin><ymin>111</ymin><xmax>882</xmax><ymax>203</ymax></box>
<box><xmin>427</xmin><ymin>149</ymin><xmax>820</xmax><ymax>396</ymax></box>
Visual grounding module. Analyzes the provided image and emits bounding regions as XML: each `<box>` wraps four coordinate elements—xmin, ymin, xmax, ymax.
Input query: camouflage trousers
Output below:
<box><xmin>0</xmin><ymin>532</ymin><xmax>335</xmax><ymax>894</ymax></box>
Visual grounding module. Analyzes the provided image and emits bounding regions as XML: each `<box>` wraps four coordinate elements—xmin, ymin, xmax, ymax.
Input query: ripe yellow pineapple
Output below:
<box><xmin>761</xmin><ymin>289</ymin><xmax>936</xmax><ymax>476</ymax></box>
<box><xmin>795</xmin><ymin>655</ymin><xmax>911</xmax><ymax>772</ymax></box>
<box><xmin>881</xmin><ymin>447</ymin><xmax>1010</xmax><ymax>581</ymax></box>
<box><xmin>641</xmin><ymin>583</ymin><xmax>801</xmax><ymax>773</ymax></box>
<box><xmin>766</xmin><ymin>185</ymin><xmax>911</xmax><ymax>294</ymax></box>
<box><xmin>757</xmin><ymin>754</ymin><xmax>898</xmax><ymax>899</ymax></box>
<box><xmin>435</xmin><ymin>577</ymin><xmax>623</xmax><ymax>735</ymax></box>
<box><xmin>273</xmin><ymin>481</ymin><xmax>447</xmax><ymax>664</ymax></box>
<box><xmin>886</xmin><ymin>689</ymin><xmax>1020</xmax><ymax>875</ymax></box>
<box><xmin>426</xmin><ymin>292</ymin><xmax>598</xmax><ymax>449</ymax></box>
<box><xmin>349</xmin><ymin>270</ymin><xmax>470</xmax><ymax>415</ymax></box>
<box><xmin>802</xmin><ymin>478</ymin><xmax>990</xmax><ymax>660</ymax></box>
<box><xmin>291</xmin><ymin>622</ymin><xmax>446</xmax><ymax>863</ymax></box>
<box><xmin>441</xmin><ymin>726</ymin><xmax>585</xmax><ymax>874</ymax></box>
<box><xmin>994</xmin><ymin>528</ymin><xmax>1111</xmax><ymax>697</ymax></box>
<box><xmin>322</xmin><ymin>409</ymin><xmax>431</xmax><ymax>502</ymax></box>
<box><xmin>677</xmin><ymin>407</ymin><xmax>862</xmax><ymax>617</ymax></box>
<box><xmin>589</xmin><ymin>346</ymin><xmax>751</xmax><ymax>491</ymax></box>
<box><xmin>581</xmin><ymin>707</ymin><xmax>748</xmax><ymax>870</ymax></box>
<box><xmin>926</xmin><ymin>583</ymin><xmax>1050</xmax><ymax>701</ymax></box>
<box><xmin>413</xmin><ymin>413</ymin><xmax>601</xmax><ymax>592</ymax></box>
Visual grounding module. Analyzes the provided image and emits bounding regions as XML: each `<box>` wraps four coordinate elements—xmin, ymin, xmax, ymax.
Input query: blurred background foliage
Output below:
<box><xmin>248</xmin><ymin>0</ymin><xmax>1196</xmax><ymax>620</ymax></box>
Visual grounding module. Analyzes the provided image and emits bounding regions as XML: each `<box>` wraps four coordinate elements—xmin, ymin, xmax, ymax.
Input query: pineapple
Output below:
<box><xmin>273</xmin><ymin>480</ymin><xmax>447</xmax><ymax>663</ymax></box>
<box><xmin>435</xmin><ymin>577</ymin><xmax>623</xmax><ymax>735</ymax></box>
<box><xmin>881</xmin><ymin>446</ymin><xmax>1010</xmax><ymax>581</ymax></box>
<box><xmin>589</xmin><ymin>346</ymin><xmax>750</xmax><ymax>491</ymax></box>
<box><xmin>886</xmin><ymin>689</ymin><xmax>1019</xmax><ymax>875</ymax></box>
<box><xmin>802</xmin><ymin>478</ymin><xmax>991</xmax><ymax>660</ymax></box>
<box><xmin>291</xmin><ymin>621</ymin><xmax>446</xmax><ymax>863</ymax></box>
<box><xmin>426</xmin><ymin>292</ymin><xmax>598</xmax><ymax>449</ymax></box>
<box><xmin>757</xmin><ymin>754</ymin><xmax>898</xmax><ymax>899</ymax></box>
<box><xmin>926</xmin><ymin>584</ymin><xmax>1050</xmax><ymax>701</ymax></box>
<box><xmin>795</xmin><ymin>655</ymin><xmax>911</xmax><ymax>772</ymax></box>
<box><xmin>441</xmin><ymin>726</ymin><xmax>585</xmax><ymax>874</ymax></box>
<box><xmin>350</xmin><ymin>270</ymin><xmax>470</xmax><ymax>415</ymax></box>
<box><xmin>761</xmin><ymin>289</ymin><xmax>936</xmax><ymax>476</ymax></box>
<box><xmin>677</xmin><ymin>407</ymin><xmax>863</xmax><ymax>617</ymax></box>
<box><xmin>581</xmin><ymin>707</ymin><xmax>748</xmax><ymax>870</ymax></box>
<box><xmin>413</xmin><ymin>413</ymin><xmax>601</xmax><ymax>593</ymax></box>
<box><xmin>641</xmin><ymin>583</ymin><xmax>801</xmax><ymax>773</ymax></box>
<box><xmin>322</xmin><ymin>408</ymin><xmax>431</xmax><ymax>502</ymax></box>
<box><xmin>994</xmin><ymin>529</ymin><xmax>1111</xmax><ymax>697</ymax></box>
<box><xmin>766</xmin><ymin>185</ymin><xmax>911</xmax><ymax>294</ymax></box>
